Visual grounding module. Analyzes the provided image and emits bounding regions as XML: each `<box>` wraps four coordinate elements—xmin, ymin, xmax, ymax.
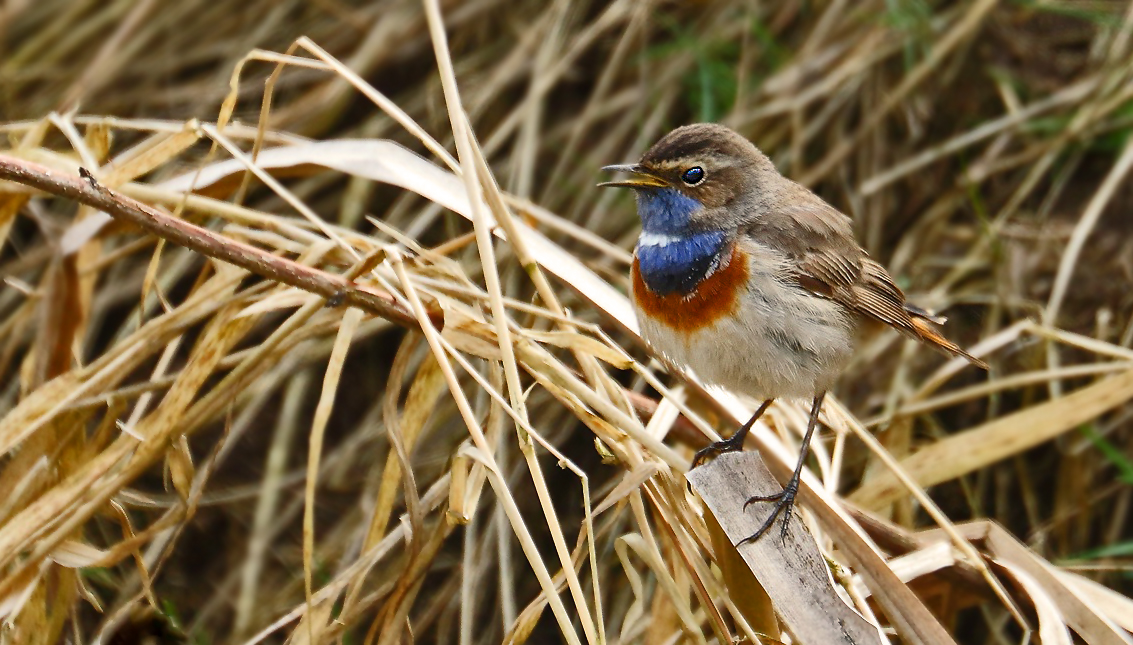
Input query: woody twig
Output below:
<box><xmin>0</xmin><ymin>154</ymin><xmax>435</xmax><ymax>330</ymax></box>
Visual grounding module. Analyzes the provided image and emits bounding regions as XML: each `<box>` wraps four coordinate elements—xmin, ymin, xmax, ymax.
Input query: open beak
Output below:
<box><xmin>598</xmin><ymin>164</ymin><xmax>669</xmax><ymax>189</ymax></box>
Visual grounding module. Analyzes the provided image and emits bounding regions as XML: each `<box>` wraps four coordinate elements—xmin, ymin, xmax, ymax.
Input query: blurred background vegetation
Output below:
<box><xmin>2</xmin><ymin>0</ymin><xmax>1133</xmax><ymax>643</ymax></box>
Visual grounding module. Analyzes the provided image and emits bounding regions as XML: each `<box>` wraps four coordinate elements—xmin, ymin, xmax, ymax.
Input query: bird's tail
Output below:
<box><xmin>908</xmin><ymin>314</ymin><xmax>988</xmax><ymax>370</ymax></box>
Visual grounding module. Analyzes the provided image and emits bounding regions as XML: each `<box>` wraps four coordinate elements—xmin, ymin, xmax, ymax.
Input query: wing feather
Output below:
<box><xmin>746</xmin><ymin>200</ymin><xmax>986</xmax><ymax>369</ymax></box>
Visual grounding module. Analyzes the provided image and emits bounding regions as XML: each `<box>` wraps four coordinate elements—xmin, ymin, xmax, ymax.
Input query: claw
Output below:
<box><xmin>733</xmin><ymin>393</ymin><xmax>825</xmax><ymax>546</ymax></box>
<box><xmin>743</xmin><ymin>489</ymin><xmax>786</xmax><ymax>509</ymax></box>
<box><xmin>690</xmin><ymin>433</ymin><xmax>746</xmax><ymax>470</ymax></box>
<box><xmin>737</xmin><ymin>483</ymin><xmax>798</xmax><ymax>544</ymax></box>
<box><xmin>688</xmin><ymin>399</ymin><xmax>774</xmax><ymax>472</ymax></box>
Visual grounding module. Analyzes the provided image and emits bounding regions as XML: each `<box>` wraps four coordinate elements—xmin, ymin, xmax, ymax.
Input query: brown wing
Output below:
<box><xmin>852</xmin><ymin>259</ymin><xmax>988</xmax><ymax>369</ymax></box>
<box><xmin>752</xmin><ymin>201</ymin><xmax>987</xmax><ymax>369</ymax></box>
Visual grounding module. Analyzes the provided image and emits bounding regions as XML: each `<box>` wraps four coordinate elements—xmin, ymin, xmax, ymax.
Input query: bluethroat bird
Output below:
<box><xmin>600</xmin><ymin>123</ymin><xmax>987</xmax><ymax>543</ymax></box>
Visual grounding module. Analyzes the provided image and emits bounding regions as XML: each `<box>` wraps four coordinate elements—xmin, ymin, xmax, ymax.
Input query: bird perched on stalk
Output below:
<box><xmin>600</xmin><ymin>123</ymin><xmax>986</xmax><ymax>543</ymax></box>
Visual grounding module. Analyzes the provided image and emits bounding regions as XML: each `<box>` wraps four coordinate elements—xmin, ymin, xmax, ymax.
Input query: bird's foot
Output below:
<box><xmin>738</xmin><ymin>481</ymin><xmax>798</xmax><ymax>545</ymax></box>
<box><xmin>690</xmin><ymin>431</ymin><xmax>748</xmax><ymax>471</ymax></box>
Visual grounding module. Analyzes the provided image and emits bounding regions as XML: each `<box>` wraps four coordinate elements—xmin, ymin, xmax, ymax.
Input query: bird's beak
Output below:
<box><xmin>598</xmin><ymin>164</ymin><xmax>669</xmax><ymax>189</ymax></box>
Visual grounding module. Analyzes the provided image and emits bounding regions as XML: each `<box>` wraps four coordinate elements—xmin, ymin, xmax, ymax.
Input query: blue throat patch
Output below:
<box><xmin>634</xmin><ymin>188</ymin><xmax>729</xmax><ymax>296</ymax></box>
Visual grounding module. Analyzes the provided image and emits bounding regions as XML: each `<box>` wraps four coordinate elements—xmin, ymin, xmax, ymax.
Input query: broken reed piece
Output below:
<box><xmin>687</xmin><ymin>451</ymin><xmax>884</xmax><ymax>645</ymax></box>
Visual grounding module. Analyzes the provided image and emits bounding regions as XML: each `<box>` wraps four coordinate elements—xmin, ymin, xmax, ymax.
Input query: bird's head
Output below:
<box><xmin>599</xmin><ymin>123</ymin><xmax>775</xmax><ymax>235</ymax></box>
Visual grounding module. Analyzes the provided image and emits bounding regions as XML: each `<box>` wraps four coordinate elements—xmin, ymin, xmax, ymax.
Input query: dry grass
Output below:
<box><xmin>2</xmin><ymin>1</ymin><xmax>1133</xmax><ymax>643</ymax></box>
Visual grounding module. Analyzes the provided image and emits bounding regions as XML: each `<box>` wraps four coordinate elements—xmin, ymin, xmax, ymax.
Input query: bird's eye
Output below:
<box><xmin>681</xmin><ymin>166</ymin><xmax>705</xmax><ymax>185</ymax></box>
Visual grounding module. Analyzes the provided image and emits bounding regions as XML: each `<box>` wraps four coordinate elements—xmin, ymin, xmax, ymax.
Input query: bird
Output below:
<box><xmin>600</xmin><ymin>123</ymin><xmax>987</xmax><ymax>544</ymax></box>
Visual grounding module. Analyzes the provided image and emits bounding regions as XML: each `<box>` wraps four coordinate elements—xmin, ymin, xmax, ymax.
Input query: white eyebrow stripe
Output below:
<box><xmin>637</xmin><ymin>232</ymin><xmax>682</xmax><ymax>248</ymax></box>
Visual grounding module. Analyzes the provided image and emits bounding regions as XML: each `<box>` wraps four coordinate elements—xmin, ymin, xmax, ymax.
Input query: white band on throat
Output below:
<box><xmin>637</xmin><ymin>231</ymin><xmax>681</xmax><ymax>248</ymax></box>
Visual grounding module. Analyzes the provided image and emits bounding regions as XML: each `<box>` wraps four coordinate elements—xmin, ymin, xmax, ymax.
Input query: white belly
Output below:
<box><xmin>635</xmin><ymin>253</ymin><xmax>854</xmax><ymax>400</ymax></box>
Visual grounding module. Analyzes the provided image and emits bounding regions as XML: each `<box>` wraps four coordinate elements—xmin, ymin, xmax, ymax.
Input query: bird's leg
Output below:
<box><xmin>738</xmin><ymin>392</ymin><xmax>825</xmax><ymax>545</ymax></box>
<box><xmin>690</xmin><ymin>399</ymin><xmax>774</xmax><ymax>470</ymax></box>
